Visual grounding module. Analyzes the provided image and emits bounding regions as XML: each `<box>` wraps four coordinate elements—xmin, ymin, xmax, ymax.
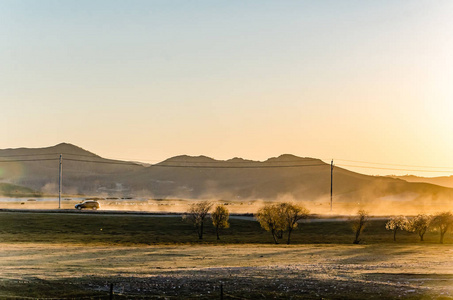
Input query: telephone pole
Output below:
<box><xmin>330</xmin><ymin>159</ymin><xmax>334</xmax><ymax>212</ymax></box>
<box><xmin>59</xmin><ymin>154</ymin><xmax>62</xmax><ymax>209</ymax></box>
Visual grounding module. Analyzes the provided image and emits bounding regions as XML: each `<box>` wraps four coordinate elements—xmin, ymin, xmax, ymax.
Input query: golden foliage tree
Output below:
<box><xmin>256</xmin><ymin>203</ymin><xmax>285</xmax><ymax>244</ymax></box>
<box><xmin>407</xmin><ymin>214</ymin><xmax>431</xmax><ymax>242</ymax></box>
<box><xmin>430</xmin><ymin>212</ymin><xmax>453</xmax><ymax>244</ymax></box>
<box><xmin>385</xmin><ymin>215</ymin><xmax>409</xmax><ymax>242</ymax></box>
<box><xmin>211</xmin><ymin>204</ymin><xmax>230</xmax><ymax>240</ymax></box>
<box><xmin>256</xmin><ymin>202</ymin><xmax>309</xmax><ymax>244</ymax></box>
<box><xmin>280</xmin><ymin>202</ymin><xmax>310</xmax><ymax>244</ymax></box>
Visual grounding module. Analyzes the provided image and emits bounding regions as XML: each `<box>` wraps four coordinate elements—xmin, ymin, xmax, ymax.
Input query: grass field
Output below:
<box><xmin>0</xmin><ymin>211</ymin><xmax>452</xmax><ymax>299</ymax></box>
<box><xmin>0</xmin><ymin>211</ymin><xmax>451</xmax><ymax>245</ymax></box>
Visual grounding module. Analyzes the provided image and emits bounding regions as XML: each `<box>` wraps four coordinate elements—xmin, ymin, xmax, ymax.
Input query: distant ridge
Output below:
<box><xmin>265</xmin><ymin>154</ymin><xmax>321</xmax><ymax>162</ymax></box>
<box><xmin>0</xmin><ymin>143</ymin><xmax>99</xmax><ymax>158</ymax></box>
<box><xmin>157</xmin><ymin>154</ymin><xmax>324</xmax><ymax>166</ymax></box>
<box><xmin>1</xmin><ymin>143</ymin><xmax>453</xmax><ymax>213</ymax></box>
<box><xmin>390</xmin><ymin>175</ymin><xmax>453</xmax><ymax>189</ymax></box>
<box><xmin>158</xmin><ymin>155</ymin><xmax>218</xmax><ymax>165</ymax></box>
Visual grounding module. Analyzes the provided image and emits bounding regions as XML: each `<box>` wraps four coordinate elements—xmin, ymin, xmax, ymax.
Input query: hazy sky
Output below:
<box><xmin>1</xmin><ymin>0</ymin><xmax>452</xmax><ymax>176</ymax></box>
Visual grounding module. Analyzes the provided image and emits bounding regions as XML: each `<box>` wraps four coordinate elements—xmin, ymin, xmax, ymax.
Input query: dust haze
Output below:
<box><xmin>2</xmin><ymin>170</ymin><xmax>452</xmax><ymax>216</ymax></box>
<box><xmin>1</xmin><ymin>191</ymin><xmax>452</xmax><ymax>216</ymax></box>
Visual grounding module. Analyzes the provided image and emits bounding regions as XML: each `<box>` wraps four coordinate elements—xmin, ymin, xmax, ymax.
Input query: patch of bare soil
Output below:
<box><xmin>0</xmin><ymin>244</ymin><xmax>452</xmax><ymax>299</ymax></box>
<box><xmin>87</xmin><ymin>267</ymin><xmax>447</xmax><ymax>299</ymax></box>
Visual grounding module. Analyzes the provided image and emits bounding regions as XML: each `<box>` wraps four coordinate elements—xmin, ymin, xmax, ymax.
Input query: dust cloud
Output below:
<box><xmin>1</xmin><ymin>194</ymin><xmax>451</xmax><ymax>216</ymax></box>
<box><xmin>2</xmin><ymin>176</ymin><xmax>453</xmax><ymax>216</ymax></box>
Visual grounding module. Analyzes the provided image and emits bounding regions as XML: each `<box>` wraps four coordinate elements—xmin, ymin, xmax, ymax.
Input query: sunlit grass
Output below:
<box><xmin>0</xmin><ymin>212</ymin><xmax>450</xmax><ymax>245</ymax></box>
<box><xmin>1</xmin><ymin>212</ymin><xmax>452</xmax><ymax>298</ymax></box>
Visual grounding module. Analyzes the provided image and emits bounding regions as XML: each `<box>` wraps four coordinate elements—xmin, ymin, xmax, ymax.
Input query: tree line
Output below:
<box><xmin>183</xmin><ymin>201</ymin><xmax>453</xmax><ymax>244</ymax></box>
<box><xmin>384</xmin><ymin>212</ymin><xmax>453</xmax><ymax>244</ymax></box>
<box><xmin>321</xmin><ymin>210</ymin><xmax>453</xmax><ymax>244</ymax></box>
<box><xmin>182</xmin><ymin>202</ymin><xmax>230</xmax><ymax>241</ymax></box>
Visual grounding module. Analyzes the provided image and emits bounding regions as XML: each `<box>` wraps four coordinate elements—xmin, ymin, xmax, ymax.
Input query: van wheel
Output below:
<box><xmin>77</xmin><ymin>206</ymin><xmax>82</xmax><ymax>210</ymax></box>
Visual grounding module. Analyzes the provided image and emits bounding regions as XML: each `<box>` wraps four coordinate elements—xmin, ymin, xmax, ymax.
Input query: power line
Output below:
<box><xmin>0</xmin><ymin>153</ymin><xmax>61</xmax><ymax>158</ymax></box>
<box><xmin>337</xmin><ymin>164</ymin><xmax>453</xmax><ymax>173</ymax></box>
<box><xmin>60</xmin><ymin>158</ymin><xmax>453</xmax><ymax>172</ymax></box>
<box><xmin>60</xmin><ymin>152</ymin><xmax>99</xmax><ymax>158</ymax></box>
<box><xmin>152</xmin><ymin>163</ymin><xmax>328</xmax><ymax>169</ymax></box>
<box><xmin>1</xmin><ymin>157</ymin><xmax>452</xmax><ymax>173</ymax></box>
<box><xmin>0</xmin><ymin>152</ymin><xmax>98</xmax><ymax>158</ymax></box>
<box><xmin>64</xmin><ymin>158</ymin><xmax>142</xmax><ymax>166</ymax></box>
<box><xmin>334</xmin><ymin>158</ymin><xmax>453</xmax><ymax>169</ymax></box>
<box><xmin>1</xmin><ymin>153</ymin><xmax>453</xmax><ymax>173</ymax></box>
<box><xmin>0</xmin><ymin>158</ymin><xmax>58</xmax><ymax>163</ymax></box>
<box><xmin>0</xmin><ymin>156</ymin><xmax>329</xmax><ymax>169</ymax></box>
<box><xmin>64</xmin><ymin>158</ymin><xmax>328</xmax><ymax>168</ymax></box>
<box><xmin>100</xmin><ymin>156</ymin><xmax>324</xmax><ymax>164</ymax></box>
<box><xmin>0</xmin><ymin>152</ymin><xmax>324</xmax><ymax>164</ymax></box>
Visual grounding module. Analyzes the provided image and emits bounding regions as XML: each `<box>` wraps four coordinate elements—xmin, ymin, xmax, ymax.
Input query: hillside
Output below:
<box><xmin>0</xmin><ymin>143</ymin><xmax>142</xmax><ymax>195</ymax></box>
<box><xmin>0</xmin><ymin>183</ymin><xmax>42</xmax><ymax>197</ymax></box>
<box><xmin>390</xmin><ymin>175</ymin><xmax>453</xmax><ymax>189</ymax></box>
<box><xmin>1</xmin><ymin>143</ymin><xmax>453</xmax><ymax>212</ymax></box>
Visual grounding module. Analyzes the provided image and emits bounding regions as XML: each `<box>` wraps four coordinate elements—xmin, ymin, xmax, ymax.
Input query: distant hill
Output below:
<box><xmin>0</xmin><ymin>143</ymin><xmax>99</xmax><ymax>158</ymax></box>
<box><xmin>1</xmin><ymin>143</ymin><xmax>453</xmax><ymax>213</ymax></box>
<box><xmin>0</xmin><ymin>143</ymin><xmax>141</xmax><ymax>195</ymax></box>
<box><xmin>390</xmin><ymin>175</ymin><xmax>453</xmax><ymax>189</ymax></box>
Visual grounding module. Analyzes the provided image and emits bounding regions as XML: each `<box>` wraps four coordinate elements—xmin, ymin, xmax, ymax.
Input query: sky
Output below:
<box><xmin>1</xmin><ymin>0</ymin><xmax>453</xmax><ymax>176</ymax></box>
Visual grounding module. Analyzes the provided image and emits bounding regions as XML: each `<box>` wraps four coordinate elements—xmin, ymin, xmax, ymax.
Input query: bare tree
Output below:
<box><xmin>211</xmin><ymin>204</ymin><xmax>230</xmax><ymax>240</ymax></box>
<box><xmin>352</xmin><ymin>210</ymin><xmax>368</xmax><ymax>244</ymax></box>
<box><xmin>385</xmin><ymin>215</ymin><xmax>408</xmax><ymax>242</ymax></box>
<box><xmin>280</xmin><ymin>203</ymin><xmax>310</xmax><ymax>245</ymax></box>
<box><xmin>407</xmin><ymin>214</ymin><xmax>431</xmax><ymax>242</ymax></box>
<box><xmin>430</xmin><ymin>212</ymin><xmax>453</xmax><ymax>244</ymax></box>
<box><xmin>256</xmin><ymin>203</ymin><xmax>285</xmax><ymax>244</ymax></box>
<box><xmin>183</xmin><ymin>201</ymin><xmax>213</xmax><ymax>240</ymax></box>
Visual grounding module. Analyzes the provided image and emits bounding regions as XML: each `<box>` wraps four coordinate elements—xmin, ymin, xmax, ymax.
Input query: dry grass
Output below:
<box><xmin>0</xmin><ymin>211</ymin><xmax>451</xmax><ymax>245</ymax></box>
<box><xmin>0</xmin><ymin>211</ymin><xmax>452</xmax><ymax>299</ymax></box>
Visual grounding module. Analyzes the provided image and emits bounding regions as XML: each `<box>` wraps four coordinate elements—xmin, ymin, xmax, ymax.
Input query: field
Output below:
<box><xmin>0</xmin><ymin>211</ymin><xmax>452</xmax><ymax>299</ymax></box>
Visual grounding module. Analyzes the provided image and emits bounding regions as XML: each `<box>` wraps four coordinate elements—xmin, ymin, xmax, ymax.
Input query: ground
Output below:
<box><xmin>1</xmin><ymin>244</ymin><xmax>453</xmax><ymax>299</ymax></box>
<box><xmin>0</xmin><ymin>211</ymin><xmax>452</xmax><ymax>299</ymax></box>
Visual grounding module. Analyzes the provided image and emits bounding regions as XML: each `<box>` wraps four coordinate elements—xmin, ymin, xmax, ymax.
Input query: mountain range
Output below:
<box><xmin>1</xmin><ymin>143</ymin><xmax>452</xmax><ymax>211</ymax></box>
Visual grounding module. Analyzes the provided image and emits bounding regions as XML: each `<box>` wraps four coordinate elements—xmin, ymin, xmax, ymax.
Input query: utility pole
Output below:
<box><xmin>330</xmin><ymin>159</ymin><xmax>334</xmax><ymax>212</ymax></box>
<box><xmin>59</xmin><ymin>154</ymin><xmax>62</xmax><ymax>209</ymax></box>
